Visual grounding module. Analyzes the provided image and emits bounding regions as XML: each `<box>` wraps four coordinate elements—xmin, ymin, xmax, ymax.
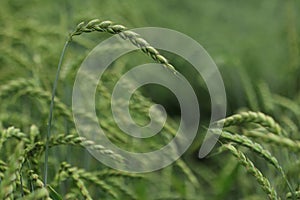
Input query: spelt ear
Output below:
<box><xmin>70</xmin><ymin>19</ymin><xmax>178</xmax><ymax>74</ymax></box>
<box><xmin>0</xmin><ymin>142</ymin><xmax>24</xmax><ymax>199</ymax></box>
<box><xmin>218</xmin><ymin>111</ymin><xmax>283</xmax><ymax>135</ymax></box>
<box><xmin>223</xmin><ymin>144</ymin><xmax>279</xmax><ymax>200</ymax></box>
<box><xmin>219</xmin><ymin>131</ymin><xmax>294</xmax><ymax>196</ymax></box>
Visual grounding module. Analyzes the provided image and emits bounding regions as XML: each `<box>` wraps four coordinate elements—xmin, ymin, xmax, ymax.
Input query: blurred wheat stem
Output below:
<box><xmin>44</xmin><ymin>39</ymin><xmax>70</xmax><ymax>186</ymax></box>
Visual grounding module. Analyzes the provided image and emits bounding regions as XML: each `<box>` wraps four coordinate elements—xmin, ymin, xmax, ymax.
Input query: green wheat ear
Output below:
<box><xmin>70</xmin><ymin>19</ymin><xmax>178</xmax><ymax>74</ymax></box>
<box><xmin>222</xmin><ymin>143</ymin><xmax>279</xmax><ymax>200</ymax></box>
<box><xmin>219</xmin><ymin>131</ymin><xmax>295</xmax><ymax>197</ymax></box>
<box><xmin>56</xmin><ymin>162</ymin><xmax>92</xmax><ymax>200</ymax></box>
<box><xmin>44</xmin><ymin>19</ymin><xmax>181</xmax><ymax>186</ymax></box>
<box><xmin>218</xmin><ymin>111</ymin><xmax>283</xmax><ymax>135</ymax></box>
<box><xmin>0</xmin><ymin>142</ymin><xmax>24</xmax><ymax>199</ymax></box>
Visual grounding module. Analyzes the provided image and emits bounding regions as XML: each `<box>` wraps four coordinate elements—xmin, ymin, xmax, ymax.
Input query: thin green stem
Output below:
<box><xmin>44</xmin><ymin>38</ymin><xmax>70</xmax><ymax>186</ymax></box>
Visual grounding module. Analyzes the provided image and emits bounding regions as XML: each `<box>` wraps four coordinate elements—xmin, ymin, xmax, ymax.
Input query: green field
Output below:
<box><xmin>0</xmin><ymin>0</ymin><xmax>299</xmax><ymax>199</ymax></box>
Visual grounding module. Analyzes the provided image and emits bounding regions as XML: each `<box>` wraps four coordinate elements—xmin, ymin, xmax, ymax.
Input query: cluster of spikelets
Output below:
<box><xmin>68</xmin><ymin>20</ymin><xmax>300</xmax><ymax>199</ymax></box>
<box><xmin>0</xmin><ymin>126</ymin><xmax>144</xmax><ymax>199</ymax></box>
<box><xmin>0</xmin><ymin>78</ymin><xmax>198</xmax><ymax>199</ymax></box>
<box><xmin>214</xmin><ymin>111</ymin><xmax>300</xmax><ymax>200</ymax></box>
<box><xmin>0</xmin><ymin>18</ymin><xmax>300</xmax><ymax>199</ymax></box>
<box><xmin>0</xmin><ymin>19</ymin><xmax>199</xmax><ymax>199</ymax></box>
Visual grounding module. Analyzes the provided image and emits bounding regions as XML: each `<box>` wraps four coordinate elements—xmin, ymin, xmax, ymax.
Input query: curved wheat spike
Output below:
<box><xmin>54</xmin><ymin>162</ymin><xmax>142</xmax><ymax>199</ymax></box>
<box><xmin>0</xmin><ymin>127</ymin><xmax>30</xmax><ymax>150</ymax></box>
<box><xmin>44</xmin><ymin>19</ymin><xmax>180</xmax><ymax>185</ymax></box>
<box><xmin>0</xmin><ymin>78</ymin><xmax>34</xmax><ymax>98</ymax></box>
<box><xmin>0</xmin><ymin>79</ymin><xmax>72</xmax><ymax>122</ymax></box>
<box><xmin>218</xmin><ymin>111</ymin><xmax>283</xmax><ymax>135</ymax></box>
<box><xmin>17</xmin><ymin>86</ymin><xmax>72</xmax><ymax>120</ymax></box>
<box><xmin>22</xmin><ymin>134</ymin><xmax>123</xmax><ymax>167</ymax></box>
<box><xmin>70</xmin><ymin>19</ymin><xmax>178</xmax><ymax>74</ymax></box>
<box><xmin>220</xmin><ymin>131</ymin><xmax>294</xmax><ymax>196</ymax></box>
<box><xmin>55</xmin><ymin>162</ymin><xmax>92</xmax><ymax>200</ymax></box>
<box><xmin>50</xmin><ymin>134</ymin><xmax>123</xmax><ymax>161</ymax></box>
<box><xmin>222</xmin><ymin>144</ymin><xmax>279</xmax><ymax>200</ymax></box>
<box><xmin>0</xmin><ymin>78</ymin><xmax>129</xmax><ymax>144</ymax></box>
<box><xmin>220</xmin><ymin>131</ymin><xmax>284</xmax><ymax>171</ymax></box>
<box><xmin>0</xmin><ymin>142</ymin><xmax>24</xmax><ymax>200</ymax></box>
